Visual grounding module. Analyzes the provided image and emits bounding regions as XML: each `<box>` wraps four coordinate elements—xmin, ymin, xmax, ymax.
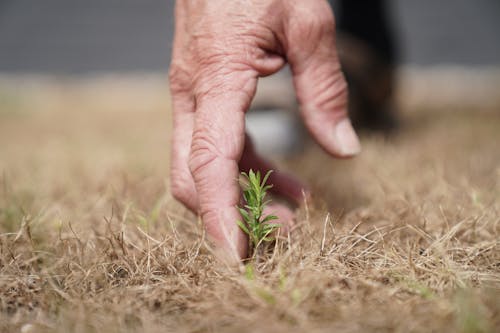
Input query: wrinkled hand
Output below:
<box><xmin>169</xmin><ymin>0</ymin><xmax>361</xmax><ymax>262</ymax></box>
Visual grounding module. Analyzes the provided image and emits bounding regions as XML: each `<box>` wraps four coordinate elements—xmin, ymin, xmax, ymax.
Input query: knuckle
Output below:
<box><xmin>315</xmin><ymin>9</ymin><xmax>335</xmax><ymax>31</ymax></box>
<box><xmin>293</xmin><ymin>5</ymin><xmax>335</xmax><ymax>41</ymax></box>
<box><xmin>188</xmin><ymin>132</ymin><xmax>219</xmax><ymax>177</ymax></box>
<box><xmin>170</xmin><ymin>167</ymin><xmax>195</xmax><ymax>207</ymax></box>
<box><xmin>170</xmin><ymin>169</ymin><xmax>187</xmax><ymax>200</ymax></box>
<box><xmin>316</xmin><ymin>70</ymin><xmax>347</xmax><ymax>105</ymax></box>
<box><xmin>188</xmin><ymin>114</ymin><xmax>243</xmax><ymax>171</ymax></box>
<box><xmin>168</xmin><ymin>63</ymin><xmax>191</xmax><ymax>94</ymax></box>
<box><xmin>170</xmin><ymin>180</ymin><xmax>187</xmax><ymax>204</ymax></box>
<box><xmin>193</xmin><ymin>66</ymin><xmax>257</xmax><ymax>110</ymax></box>
<box><xmin>306</xmin><ymin>73</ymin><xmax>348</xmax><ymax>120</ymax></box>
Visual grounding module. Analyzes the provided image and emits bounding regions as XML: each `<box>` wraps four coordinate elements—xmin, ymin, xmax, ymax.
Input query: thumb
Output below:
<box><xmin>285</xmin><ymin>3</ymin><xmax>361</xmax><ymax>157</ymax></box>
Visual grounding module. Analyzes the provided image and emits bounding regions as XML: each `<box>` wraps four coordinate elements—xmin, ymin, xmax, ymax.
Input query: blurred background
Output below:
<box><xmin>1</xmin><ymin>0</ymin><xmax>499</xmax><ymax>72</ymax></box>
<box><xmin>0</xmin><ymin>0</ymin><xmax>499</xmax><ymax>154</ymax></box>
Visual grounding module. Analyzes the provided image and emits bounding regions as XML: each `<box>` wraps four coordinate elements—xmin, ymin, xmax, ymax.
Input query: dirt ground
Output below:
<box><xmin>0</xmin><ymin>78</ymin><xmax>499</xmax><ymax>333</ymax></box>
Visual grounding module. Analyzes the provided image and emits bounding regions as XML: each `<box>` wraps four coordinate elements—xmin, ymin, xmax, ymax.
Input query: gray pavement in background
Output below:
<box><xmin>0</xmin><ymin>0</ymin><xmax>174</xmax><ymax>73</ymax></box>
<box><xmin>393</xmin><ymin>0</ymin><xmax>500</xmax><ymax>66</ymax></box>
<box><xmin>0</xmin><ymin>0</ymin><xmax>499</xmax><ymax>73</ymax></box>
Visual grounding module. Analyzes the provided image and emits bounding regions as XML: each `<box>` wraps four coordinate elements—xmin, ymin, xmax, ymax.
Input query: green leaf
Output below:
<box><xmin>263</xmin><ymin>222</ymin><xmax>280</xmax><ymax>230</ymax></box>
<box><xmin>262</xmin><ymin>215</ymin><xmax>278</xmax><ymax>223</ymax></box>
<box><xmin>248</xmin><ymin>169</ymin><xmax>257</xmax><ymax>186</ymax></box>
<box><xmin>262</xmin><ymin>184</ymin><xmax>273</xmax><ymax>193</ymax></box>
<box><xmin>238</xmin><ymin>207</ymin><xmax>250</xmax><ymax>222</ymax></box>
<box><xmin>235</xmin><ymin>169</ymin><xmax>279</xmax><ymax>255</ymax></box>
<box><xmin>236</xmin><ymin>220</ymin><xmax>250</xmax><ymax>235</ymax></box>
<box><xmin>261</xmin><ymin>170</ymin><xmax>273</xmax><ymax>188</ymax></box>
<box><xmin>255</xmin><ymin>287</ymin><xmax>276</xmax><ymax>305</ymax></box>
<box><xmin>245</xmin><ymin>264</ymin><xmax>255</xmax><ymax>280</ymax></box>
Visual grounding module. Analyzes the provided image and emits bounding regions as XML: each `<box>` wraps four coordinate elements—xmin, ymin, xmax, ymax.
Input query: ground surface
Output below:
<box><xmin>0</xmin><ymin>78</ymin><xmax>499</xmax><ymax>332</ymax></box>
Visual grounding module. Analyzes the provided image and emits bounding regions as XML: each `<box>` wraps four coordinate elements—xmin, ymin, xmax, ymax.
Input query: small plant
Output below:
<box><xmin>236</xmin><ymin>170</ymin><xmax>280</xmax><ymax>257</ymax></box>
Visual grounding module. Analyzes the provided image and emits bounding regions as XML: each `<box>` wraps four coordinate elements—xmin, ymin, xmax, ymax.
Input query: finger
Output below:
<box><xmin>169</xmin><ymin>1</ymin><xmax>199</xmax><ymax>211</ymax></box>
<box><xmin>168</xmin><ymin>62</ymin><xmax>198</xmax><ymax>211</ymax></box>
<box><xmin>189</xmin><ymin>69</ymin><xmax>259</xmax><ymax>261</ymax></box>
<box><xmin>239</xmin><ymin>134</ymin><xmax>307</xmax><ymax>205</ymax></box>
<box><xmin>170</xmin><ymin>92</ymin><xmax>198</xmax><ymax>211</ymax></box>
<box><xmin>263</xmin><ymin>202</ymin><xmax>295</xmax><ymax>236</ymax></box>
<box><xmin>285</xmin><ymin>3</ymin><xmax>361</xmax><ymax>157</ymax></box>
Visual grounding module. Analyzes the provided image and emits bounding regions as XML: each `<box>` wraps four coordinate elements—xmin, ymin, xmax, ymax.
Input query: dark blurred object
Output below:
<box><xmin>333</xmin><ymin>0</ymin><xmax>399</xmax><ymax>133</ymax></box>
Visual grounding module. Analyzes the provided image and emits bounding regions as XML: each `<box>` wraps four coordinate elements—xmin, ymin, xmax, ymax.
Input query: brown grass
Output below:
<box><xmin>0</xmin><ymin>77</ymin><xmax>499</xmax><ymax>333</ymax></box>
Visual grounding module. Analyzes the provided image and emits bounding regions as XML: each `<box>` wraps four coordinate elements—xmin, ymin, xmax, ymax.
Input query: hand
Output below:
<box><xmin>168</xmin><ymin>0</ymin><xmax>361</xmax><ymax>262</ymax></box>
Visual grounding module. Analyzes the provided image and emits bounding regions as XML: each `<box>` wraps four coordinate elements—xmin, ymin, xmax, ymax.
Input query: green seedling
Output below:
<box><xmin>236</xmin><ymin>170</ymin><xmax>280</xmax><ymax>257</ymax></box>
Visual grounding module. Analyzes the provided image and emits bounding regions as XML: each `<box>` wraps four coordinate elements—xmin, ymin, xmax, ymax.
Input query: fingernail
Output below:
<box><xmin>335</xmin><ymin>118</ymin><xmax>361</xmax><ymax>156</ymax></box>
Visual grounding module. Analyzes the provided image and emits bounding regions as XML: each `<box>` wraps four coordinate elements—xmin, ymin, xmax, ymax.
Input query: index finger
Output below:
<box><xmin>189</xmin><ymin>69</ymin><xmax>258</xmax><ymax>262</ymax></box>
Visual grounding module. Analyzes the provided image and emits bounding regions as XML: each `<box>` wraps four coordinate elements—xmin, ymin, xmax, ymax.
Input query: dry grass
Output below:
<box><xmin>0</xmin><ymin>77</ymin><xmax>499</xmax><ymax>333</ymax></box>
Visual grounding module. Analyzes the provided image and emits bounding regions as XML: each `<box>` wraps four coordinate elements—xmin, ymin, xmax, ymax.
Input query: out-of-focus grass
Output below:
<box><xmin>0</xmin><ymin>77</ymin><xmax>498</xmax><ymax>333</ymax></box>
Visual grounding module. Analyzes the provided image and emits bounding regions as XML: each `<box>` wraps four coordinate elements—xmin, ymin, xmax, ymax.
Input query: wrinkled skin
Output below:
<box><xmin>169</xmin><ymin>0</ymin><xmax>361</xmax><ymax>262</ymax></box>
